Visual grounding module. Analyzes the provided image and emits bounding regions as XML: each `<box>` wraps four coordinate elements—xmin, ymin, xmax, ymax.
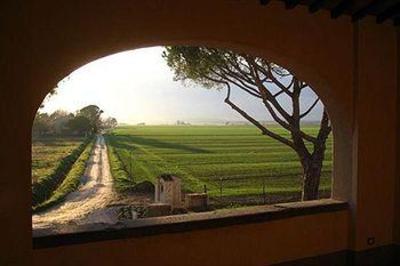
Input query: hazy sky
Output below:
<box><xmin>41</xmin><ymin>46</ymin><xmax>323</xmax><ymax>125</ymax></box>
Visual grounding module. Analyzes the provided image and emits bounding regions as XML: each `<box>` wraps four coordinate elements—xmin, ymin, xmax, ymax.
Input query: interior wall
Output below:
<box><xmin>354</xmin><ymin>18</ymin><xmax>398</xmax><ymax>250</ymax></box>
<box><xmin>28</xmin><ymin>0</ymin><xmax>355</xmax><ymax>197</ymax></box>
<box><xmin>397</xmin><ymin>28</ymin><xmax>400</xmax><ymax>245</ymax></box>
<box><xmin>1</xmin><ymin>0</ymin><xmax>399</xmax><ymax>265</ymax></box>
<box><xmin>0</xmin><ymin>2</ymin><xmax>33</xmax><ymax>266</ymax></box>
<box><xmin>33</xmin><ymin>211</ymin><xmax>350</xmax><ymax>266</ymax></box>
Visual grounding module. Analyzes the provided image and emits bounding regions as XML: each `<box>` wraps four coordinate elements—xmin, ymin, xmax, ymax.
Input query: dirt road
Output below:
<box><xmin>32</xmin><ymin>135</ymin><xmax>117</xmax><ymax>231</ymax></box>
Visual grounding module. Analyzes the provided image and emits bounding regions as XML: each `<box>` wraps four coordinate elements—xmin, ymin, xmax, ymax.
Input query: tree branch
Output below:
<box><xmin>300</xmin><ymin>98</ymin><xmax>320</xmax><ymax>119</ymax></box>
<box><xmin>246</xmin><ymin>59</ymin><xmax>293</xmax><ymax>123</ymax></box>
<box><xmin>273</xmin><ymin>89</ymin><xmax>285</xmax><ymax>98</ymax></box>
<box><xmin>316</xmin><ymin>108</ymin><xmax>332</xmax><ymax>142</ymax></box>
<box><xmin>255</xmin><ymin>63</ymin><xmax>293</xmax><ymax>96</ymax></box>
<box><xmin>223</xmin><ymin>84</ymin><xmax>296</xmax><ymax>149</ymax></box>
<box><xmin>289</xmin><ymin>80</ymin><xmax>318</xmax><ymax>144</ymax></box>
<box><xmin>210</xmin><ymin>69</ymin><xmax>262</xmax><ymax>98</ymax></box>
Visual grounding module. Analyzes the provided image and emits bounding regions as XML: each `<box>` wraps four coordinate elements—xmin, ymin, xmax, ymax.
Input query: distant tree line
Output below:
<box><xmin>32</xmin><ymin>105</ymin><xmax>118</xmax><ymax>137</ymax></box>
<box><xmin>176</xmin><ymin>120</ymin><xmax>191</xmax><ymax>126</ymax></box>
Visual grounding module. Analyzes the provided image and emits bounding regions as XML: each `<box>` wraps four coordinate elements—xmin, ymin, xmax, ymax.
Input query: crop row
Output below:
<box><xmin>105</xmin><ymin>135</ymin><xmax>135</xmax><ymax>193</ymax></box>
<box><xmin>33</xmin><ymin>138</ymin><xmax>95</xmax><ymax>213</ymax></box>
<box><xmin>32</xmin><ymin>137</ymin><xmax>93</xmax><ymax>208</ymax></box>
<box><xmin>115</xmin><ymin>125</ymin><xmax>325</xmax><ymax>136</ymax></box>
<box><xmin>32</xmin><ymin>138</ymin><xmax>85</xmax><ymax>182</ymax></box>
<box><xmin>106</xmin><ymin>126</ymin><xmax>333</xmax><ymax>198</ymax></box>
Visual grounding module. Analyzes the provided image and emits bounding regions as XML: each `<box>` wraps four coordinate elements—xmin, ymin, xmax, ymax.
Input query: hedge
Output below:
<box><xmin>32</xmin><ymin>136</ymin><xmax>93</xmax><ymax>207</ymax></box>
<box><xmin>33</xmin><ymin>138</ymin><xmax>95</xmax><ymax>213</ymax></box>
<box><xmin>104</xmin><ymin>135</ymin><xmax>135</xmax><ymax>193</ymax></box>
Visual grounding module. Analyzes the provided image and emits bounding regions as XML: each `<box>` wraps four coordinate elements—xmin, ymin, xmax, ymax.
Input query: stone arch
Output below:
<box><xmin>34</xmin><ymin>41</ymin><xmax>347</xmax><ymax>200</ymax></box>
<box><xmin>30</xmin><ymin>1</ymin><xmax>353</xmax><ymax>203</ymax></box>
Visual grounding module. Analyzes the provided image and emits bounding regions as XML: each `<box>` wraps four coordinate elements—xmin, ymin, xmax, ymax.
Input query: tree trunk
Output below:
<box><xmin>301</xmin><ymin>158</ymin><xmax>322</xmax><ymax>201</ymax></box>
<box><xmin>300</xmin><ymin>142</ymin><xmax>325</xmax><ymax>201</ymax></box>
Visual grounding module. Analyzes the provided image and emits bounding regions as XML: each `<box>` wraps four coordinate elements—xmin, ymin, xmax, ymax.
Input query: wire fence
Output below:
<box><xmin>106</xmin><ymin>138</ymin><xmax>331</xmax><ymax>206</ymax></box>
<box><xmin>206</xmin><ymin>170</ymin><xmax>332</xmax><ymax>204</ymax></box>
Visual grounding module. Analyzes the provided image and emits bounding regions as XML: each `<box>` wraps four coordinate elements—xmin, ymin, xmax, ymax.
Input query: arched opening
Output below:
<box><xmin>31</xmin><ymin>45</ymin><xmax>334</xmax><ymax>235</ymax></box>
<box><xmin>4</xmin><ymin>2</ymin><xmax>383</xmax><ymax>264</ymax></box>
<box><xmin>4</xmin><ymin>0</ymin><xmax>400</xmax><ymax>264</ymax></box>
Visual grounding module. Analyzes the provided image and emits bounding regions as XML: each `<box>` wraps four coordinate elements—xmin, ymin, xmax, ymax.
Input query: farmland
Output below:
<box><xmin>31</xmin><ymin>137</ymin><xmax>85</xmax><ymax>183</ymax></box>
<box><xmin>105</xmin><ymin>125</ymin><xmax>333</xmax><ymax>205</ymax></box>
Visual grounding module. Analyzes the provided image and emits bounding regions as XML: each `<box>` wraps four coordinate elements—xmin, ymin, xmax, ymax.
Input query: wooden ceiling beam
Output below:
<box><xmin>352</xmin><ymin>0</ymin><xmax>387</xmax><ymax>22</ymax></box>
<box><xmin>331</xmin><ymin>0</ymin><xmax>353</xmax><ymax>19</ymax></box>
<box><xmin>258</xmin><ymin>0</ymin><xmax>400</xmax><ymax>26</ymax></box>
<box><xmin>259</xmin><ymin>0</ymin><xmax>271</xmax><ymax>6</ymax></box>
<box><xmin>285</xmin><ymin>0</ymin><xmax>301</xmax><ymax>9</ymax></box>
<box><xmin>377</xmin><ymin>2</ymin><xmax>400</xmax><ymax>24</ymax></box>
<box><xmin>309</xmin><ymin>0</ymin><xmax>326</xmax><ymax>13</ymax></box>
<box><xmin>394</xmin><ymin>17</ymin><xmax>400</xmax><ymax>26</ymax></box>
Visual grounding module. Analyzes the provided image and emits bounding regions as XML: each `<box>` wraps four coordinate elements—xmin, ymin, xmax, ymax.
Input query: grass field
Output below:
<box><xmin>33</xmin><ymin>138</ymin><xmax>95</xmax><ymax>212</ymax></box>
<box><xmin>31</xmin><ymin>137</ymin><xmax>85</xmax><ymax>183</ymax></box>
<box><xmin>105</xmin><ymin>125</ymin><xmax>333</xmax><ymax>200</ymax></box>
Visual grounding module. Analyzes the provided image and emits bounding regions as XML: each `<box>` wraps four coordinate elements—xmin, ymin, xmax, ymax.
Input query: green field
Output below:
<box><xmin>105</xmin><ymin>125</ymin><xmax>333</xmax><ymax>201</ymax></box>
<box><xmin>31</xmin><ymin>137</ymin><xmax>85</xmax><ymax>183</ymax></box>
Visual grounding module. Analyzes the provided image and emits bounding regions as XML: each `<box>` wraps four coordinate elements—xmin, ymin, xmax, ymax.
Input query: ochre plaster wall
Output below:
<box><xmin>353</xmin><ymin>18</ymin><xmax>398</xmax><ymax>250</ymax></box>
<box><xmin>33</xmin><ymin>211</ymin><xmax>349</xmax><ymax>266</ymax></box>
<box><xmin>397</xmin><ymin>153</ymin><xmax>400</xmax><ymax>244</ymax></box>
<box><xmin>396</xmin><ymin>29</ymin><xmax>400</xmax><ymax>245</ymax></box>
<box><xmin>0</xmin><ymin>0</ymin><xmax>399</xmax><ymax>265</ymax></box>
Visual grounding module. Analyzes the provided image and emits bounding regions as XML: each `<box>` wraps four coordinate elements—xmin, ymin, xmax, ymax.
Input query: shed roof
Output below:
<box><xmin>159</xmin><ymin>174</ymin><xmax>177</xmax><ymax>182</ymax></box>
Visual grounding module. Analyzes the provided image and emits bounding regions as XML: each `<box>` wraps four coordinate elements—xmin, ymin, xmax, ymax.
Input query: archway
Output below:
<box><xmin>32</xmin><ymin>45</ymin><xmax>337</xmax><ymax>234</ymax></box>
<box><xmin>2</xmin><ymin>2</ymin><xmax>362</xmax><ymax>264</ymax></box>
<box><xmin>28</xmin><ymin>4</ymin><xmax>354</xmax><ymax>213</ymax></box>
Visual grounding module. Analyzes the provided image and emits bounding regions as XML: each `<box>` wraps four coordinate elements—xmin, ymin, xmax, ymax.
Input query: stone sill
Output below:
<box><xmin>33</xmin><ymin>199</ymin><xmax>348</xmax><ymax>249</ymax></box>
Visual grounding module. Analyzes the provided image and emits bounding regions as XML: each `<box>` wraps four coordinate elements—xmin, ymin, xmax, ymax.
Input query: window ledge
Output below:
<box><xmin>33</xmin><ymin>199</ymin><xmax>348</xmax><ymax>249</ymax></box>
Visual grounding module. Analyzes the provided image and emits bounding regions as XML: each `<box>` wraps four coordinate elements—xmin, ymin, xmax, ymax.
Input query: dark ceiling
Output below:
<box><xmin>260</xmin><ymin>0</ymin><xmax>400</xmax><ymax>25</ymax></box>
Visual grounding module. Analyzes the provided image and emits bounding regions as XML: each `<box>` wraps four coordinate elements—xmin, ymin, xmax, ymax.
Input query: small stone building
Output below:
<box><xmin>185</xmin><ymin>193</ymin><xmax>208</xmax><ymax>211</ymax></box>
<box><xmin>155</xmin><ymin>174</ymin><xmax>182</xmax><ymax>209</ymax></box>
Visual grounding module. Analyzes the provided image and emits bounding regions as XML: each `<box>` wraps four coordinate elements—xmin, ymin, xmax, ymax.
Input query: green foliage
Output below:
<box><xmin>32</xmin><ymin>137</ymin><xmax>93</xmax><ymax>207</ymax></box>
<box><xmin>162</xmin><ymin>46</ymin><xmax>226</xmax><ymax>89</ymax></box>
<box><xmin>162</xmin><ymin>46</ymin><xmax>287</xmax><ymax>90</ymax></box>
<box><xmin>32</xmin><ymin>113</ymin><xmax>51</xmax><ymax>136</ymax></box>
<box><xmin>77</xmin><ymin>105</ymin><xmax>104</xmax><ymax>134</ymax></box>
<box><xmin>66</xmin><ymin>115</ymin><xmax>91</xmax><ymax>135</ymax></box>
<box><xmin>31</xmin><ymin>137</ymin><xmax>85</xmax><ymax>182</ymax></box>
<box><xmin>32</xmin><ymin>105</ymin><xmax>117</xmax><ymax>137</ymax></box>
<box><xmin>33</xmin><ymin>139</ymin><xmax>95</xmax><ymax>213</ymax></box>
<box><xmin>103</xmin><ymin>117</ymin><xmax>118</xmax><ymax>129</ymax></box>
<box><xmin>106</xmin><ymin>125</ymin><xmax>333</xmax><ymax>198</ymax></box>
<box><xmin>104</xmin><ymin>135</ymin><xmax>135</xmax><ymax>193</ymax></box>
<box><xmin>32</xmin><ymin>110</ymin><xmax>75</xmax><ymax>137</ymax></box>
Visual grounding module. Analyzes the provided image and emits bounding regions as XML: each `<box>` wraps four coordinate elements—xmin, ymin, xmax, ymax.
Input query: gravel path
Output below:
<box><xmin>32</xmin><ymin>135</ymin><xmax>118</xmax><ymax>231</ymax></box>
